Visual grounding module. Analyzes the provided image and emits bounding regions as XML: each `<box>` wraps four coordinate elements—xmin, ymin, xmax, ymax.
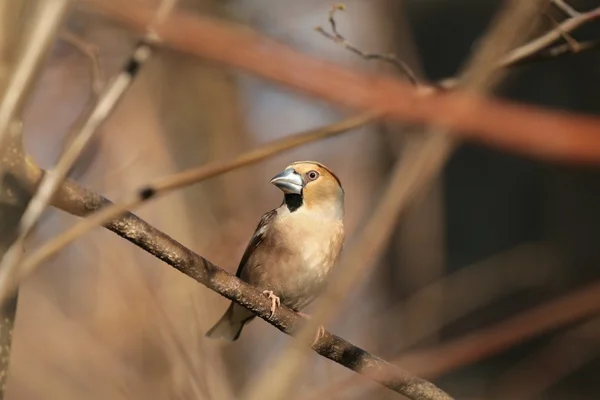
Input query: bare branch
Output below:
<box><xmin>314</xmin><ymin>4</ymin><xmax>419</xmax><ymax>85</ymax></box>
<box><xmin>535</xmin><ymin>38</ymin><xmax>599</xmax><ymax>59</ymax></box>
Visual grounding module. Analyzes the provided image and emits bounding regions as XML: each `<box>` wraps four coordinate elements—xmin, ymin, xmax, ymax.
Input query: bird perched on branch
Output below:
<box><xmin>205</xmin><ymin>161</ymin><xmax>345</xmax><ymax>341</ymax></box>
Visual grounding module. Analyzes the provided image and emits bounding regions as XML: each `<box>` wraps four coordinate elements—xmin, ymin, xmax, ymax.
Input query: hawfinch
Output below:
<box><xmin>206</xmin><ymin>161</ymin><xmax>345</xmax><ymax>341</ymax></box>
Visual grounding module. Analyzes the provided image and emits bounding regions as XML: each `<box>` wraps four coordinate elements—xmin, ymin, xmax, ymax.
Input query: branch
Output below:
<box><xmin>85</xmin><ymin>0</ymin><xmax>600</xmax><ymax>165</ymax></box>
<box><xmin>2</xmin><ymin>1</ymin><xmax>595</xmax><ymax>398</ymax></box>
<box><xmin>9</xmin><ymin>1</ymin><xmax>584</xmax><ymax>397</ymax></box>
<box><xmin>499</xmin><ymin>5</ymin><xmax>600</xmax><ymax>68</ymax></box>
<box><xmin>55</xmin><ymin>178</ymin><xmax>452</xmax><ymax>400</ymax></box>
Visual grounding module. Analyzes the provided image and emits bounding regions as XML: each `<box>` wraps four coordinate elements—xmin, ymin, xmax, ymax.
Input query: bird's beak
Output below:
<box><xmin>270</xmin><ymin>168</ymin><xmax>303</xmax><ymax>194</ymax></box>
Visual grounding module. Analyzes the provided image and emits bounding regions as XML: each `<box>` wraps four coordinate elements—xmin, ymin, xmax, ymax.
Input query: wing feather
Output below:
<box><xmin>235</xmin><ymin>208</ymin><xmax>277</xmax><ymax>278</ymax></box>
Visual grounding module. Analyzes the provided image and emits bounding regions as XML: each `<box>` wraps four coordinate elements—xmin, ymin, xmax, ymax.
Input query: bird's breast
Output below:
<box><xmin>264</xmin><ymin>215</ymin><xmax>343</xmax><ymax>308</ymax></box>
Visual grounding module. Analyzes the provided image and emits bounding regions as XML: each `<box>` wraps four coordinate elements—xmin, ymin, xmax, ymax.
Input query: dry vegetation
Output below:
<box><xmin>1</xmin><ymin>0</ymin><xmax>600</xmax><ymax>399</ymax></box>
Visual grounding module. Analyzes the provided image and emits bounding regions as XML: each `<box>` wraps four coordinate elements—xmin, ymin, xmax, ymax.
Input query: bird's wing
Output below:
<box><xmin>235</xmin><ymin>208</ymin><xmax>278</xmax><ymax>278</ymax></box>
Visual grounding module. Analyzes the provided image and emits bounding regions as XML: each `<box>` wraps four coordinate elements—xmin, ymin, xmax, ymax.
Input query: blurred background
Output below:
<box><xmin>2</xmin><ymin>0</ymin><xmax>600</xmax><ymax>399</ymax></box>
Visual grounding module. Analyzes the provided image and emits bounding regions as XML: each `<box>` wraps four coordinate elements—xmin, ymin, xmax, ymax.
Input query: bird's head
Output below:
<box><xmin>270</xmin><ymin>161</ymin><xmax>344</xmax><ymax>217</ymax></box>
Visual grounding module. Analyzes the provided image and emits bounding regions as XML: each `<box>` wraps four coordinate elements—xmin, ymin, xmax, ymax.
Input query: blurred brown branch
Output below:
<box><xmin>398</xmin><ymin>280</ymin><xmax>600</xmax><ymax>379</ymax></box>
<box><xmin>490</xmin><ymin>316</ymin><xmax>600</xmax><ymax>399</ymax></box>
<box><xmin>85</xmin><ymin>0</ymin><xmax>600</xmax><ymax>165</ymax></box>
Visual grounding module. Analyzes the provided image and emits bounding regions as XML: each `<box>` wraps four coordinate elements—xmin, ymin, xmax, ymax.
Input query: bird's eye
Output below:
<box><xmin>307</xmin><ymin>170</ymin><xmax>319</xmax><ymax>181</ymax></box>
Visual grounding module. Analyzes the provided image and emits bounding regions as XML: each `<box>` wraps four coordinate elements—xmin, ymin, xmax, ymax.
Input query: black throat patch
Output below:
<box><xmin>284</xmin><ymin>193</ymin><xmax>303</xmax><ymax>212</ymax></box>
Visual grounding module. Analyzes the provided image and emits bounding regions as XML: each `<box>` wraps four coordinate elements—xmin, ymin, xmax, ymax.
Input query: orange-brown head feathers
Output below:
<box><xmin>270</xmin><ymin>161</ymin><xmax>344</xmax><ymax>217</ymax></box>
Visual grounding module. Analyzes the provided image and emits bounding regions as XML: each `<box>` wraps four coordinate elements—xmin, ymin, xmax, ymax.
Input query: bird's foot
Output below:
<box><xmin>297</xmin><ymin>311</ymin><xmax>326</xmax><ymax>346</ymax></box>
<box><xmin>262</xmin><ymin>290</ymin><xmax>281</xmax><ymax>318</ymax></box>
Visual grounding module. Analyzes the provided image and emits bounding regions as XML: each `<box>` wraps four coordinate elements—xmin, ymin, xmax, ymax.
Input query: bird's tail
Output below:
<box><xmin>205</xmin><ymin>302</ymin><xmax>253</xmax><ymax>341</ymax></box>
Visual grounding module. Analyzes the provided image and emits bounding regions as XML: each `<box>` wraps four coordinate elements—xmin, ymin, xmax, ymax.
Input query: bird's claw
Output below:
<box><xmin>297</xmin><ymin>311</ymin><xmax>326</xmax><ymax>346</ymax></box>
<box><xmin>262</xmin><ymin>290</ymin><xmax>281</xmax><ymax>318</ymax></box>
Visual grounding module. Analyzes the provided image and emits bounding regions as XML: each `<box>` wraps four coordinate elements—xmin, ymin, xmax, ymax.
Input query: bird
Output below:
<box><xmin>205</xmin><ymin>161</ymin><xmax>345</xmax><ymax>341</ymax></box>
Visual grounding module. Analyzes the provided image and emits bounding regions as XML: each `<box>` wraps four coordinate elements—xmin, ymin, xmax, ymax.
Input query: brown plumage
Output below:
<box><xmin>205</xmin><ymin>161</ymin><xmax>345</xmax><ymax>341</ymax></box>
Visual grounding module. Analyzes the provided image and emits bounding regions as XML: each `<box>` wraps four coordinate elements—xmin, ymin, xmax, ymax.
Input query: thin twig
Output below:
<box><xmin>0</xmin><ymin>113</ymin><xmax>376</xmax><ymax>306</ymax></box>
<box><xmin>314</xmin><ymin>4</ymin><xmax>419</xmax><ymax>85</ymax></box>
<box><xmin>58</xmin><ymin>29</ymin><xmax>105</xmax><ymax>95</ymax></box>
<box><xmin>499</xmin><ymin>5</ymin><xmax>600</xmax><ymax>67</ymax></box>
<box><xmin>543</xmin><ymin>10</ymin><xmax>582</xmax><ymax>53</ymax></box>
